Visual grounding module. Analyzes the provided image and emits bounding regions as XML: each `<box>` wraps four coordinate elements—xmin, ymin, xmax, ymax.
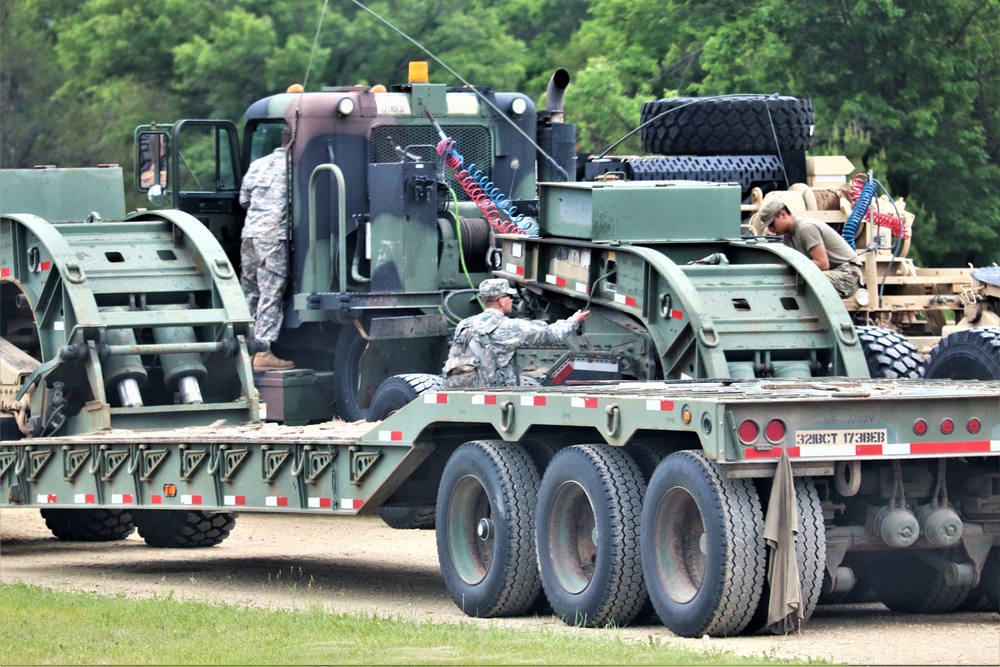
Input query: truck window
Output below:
<box><xmin>248</xmin><ymin>121</ymin><xmax>288</xmax><ymax>163</ymax></box>
<box><xmin>175</xmin><ymin>124</ymin><xmax>237</xmax><ymax>193</ymax></box>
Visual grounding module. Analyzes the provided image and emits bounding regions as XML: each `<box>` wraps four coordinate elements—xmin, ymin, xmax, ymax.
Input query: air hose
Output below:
<box><xmin>845</xmin><ymin>173</ymin><xmax>909</xmax><ymax>248</ymax></box>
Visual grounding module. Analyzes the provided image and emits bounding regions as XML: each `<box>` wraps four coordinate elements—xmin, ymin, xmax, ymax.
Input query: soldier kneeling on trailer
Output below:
<box><xmin>443</xmin><ymin>279</ymin><xmax>590</xmax><ymax>388</ymax></box>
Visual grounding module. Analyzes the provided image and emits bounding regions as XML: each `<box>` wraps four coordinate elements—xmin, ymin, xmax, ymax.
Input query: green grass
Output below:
<box><xmin>0</xmin><ymin>583</ymin><xmax>807</xmax><ymax>665</ymax></box>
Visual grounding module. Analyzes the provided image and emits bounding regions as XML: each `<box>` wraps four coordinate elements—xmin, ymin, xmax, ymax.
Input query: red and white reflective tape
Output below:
<box><xmin>0</xmin><ymin>267</ymin><xmax>10</xmax><ymax>278</ymax></box>
<box><xmin>743</xmin><ymin>439</ymin><xmax>1000</xmax><ymax>460</ymax></box>
<box><xmin>223</xmin><ymin>495</ymin><xmax>247</xmax><ymax>506</ymax></box>
<box><xmin>667</xmin><ymin>308</ymin><xmax>684</xmax><ymax>320</ymax></box>
<box><xmin>265</xmin><ymin>496</ymin><xmax>289</xmax><ymax>507</ymax></box>
<box><xmin>646</xmin><ymin>399</ymin><xmax>675</xmax><ymax>412</ymax></box>
<box><xmin>74</xmin><ymin>493</ymin><xmax>96</xmax><ymax>504</ymax></box>
<box><xmin>520</xmin><ymin>395</ymin><xmax>547</xmax><ymax>407</ymax></box>
<box><xmin>570</xmin><ymin>397</ymin><xmax>599</xmax><ymax>409</ymax></box>
<box><xmin>341</xmin><ymin>498</ymin><xmax>364</xmax><ymax>510</ymax></box>
<box><xmin>180</xmin><ymin>494</ymin><xmax>203</xmax><ymax>505</ymax></box>
<box><xmin>36</xmin><ymin>493</ymin><xmax>58</xmax><ymax>504</ymax></box>
<box><xmin>471</xmin><ymin>394</ymin><xmax>498</xmax><ymax>405</ymax></box>
<box><xmin>614</xmin><ymin>293</ymin><xmax>638</xmax><ymax>307</ymax></box>
<box><xmin>379</xmin><ymin>430</ymin><xmax>403</xmax><ymax>442</ymax></box>
<box><xmin>575</xmin><ymin>282</ymin><xmax>589</xmax><ymax>294</ymax></box>
<box><xmin>545</xmin><ymin>274</ymin><xmax>567</xmax><ymax>287</ymax></box>
<box><xmin>550</xmin><ymin>362</ymin><xmax>573</xmax><ymax>385</ymax></box>
<box><xmin>110</xmin><ymin>493</ymin><xmax>133</xmax><ymax>504</ymax></box>
<box><xmin>308</xmin><ymin>497</ymin><xmax>333</xmax><ymax>509</ymax></box>
<box><xmin>423</xmin><ymin>393</ymin><xmax>448</xmax><ymax>404</ymax></box>
<box><xmin>504</xmin><ymin>263</ymin><xmax>525</xmax><ymax>276</ymax></box>
<box><xmin>150</xmin><ymin>495</ymin><xmax>163</xmax><ymax>505</ymax></box>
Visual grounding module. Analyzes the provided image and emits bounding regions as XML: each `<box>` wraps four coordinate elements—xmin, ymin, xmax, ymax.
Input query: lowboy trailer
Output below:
<box><xmin>2</xmin><ymin>377</ymin><xmax>998</xmax><ymax>636</ymax></box>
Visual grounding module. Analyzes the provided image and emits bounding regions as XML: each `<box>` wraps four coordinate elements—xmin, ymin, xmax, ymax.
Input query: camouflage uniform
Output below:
<box><xmin>239</xmin><ymin>146</ymin><xmax>288</xmax><ymax>343</ymax></box>
<box><xmin>443</xmin><ymin>280</ymin><xmax>580</xmax><ymax>388</ymax></box>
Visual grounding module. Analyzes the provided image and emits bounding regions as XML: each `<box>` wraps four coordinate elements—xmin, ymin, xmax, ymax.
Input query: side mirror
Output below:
<box><xmin>137</xmin><ymin>131</ymin><xmax>170</xmax><ymax>199</ymax></box>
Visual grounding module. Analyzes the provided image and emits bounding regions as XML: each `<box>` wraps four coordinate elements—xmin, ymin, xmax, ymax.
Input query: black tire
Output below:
<box><xmin>959</xmin><ymin>548</ymin><xmax>999</xmax><ymax>613</ymax></box>
<box><xmin>641</xmin><ymin>450</ymin><xmax>766</xmax><ymax>637</ymax></box>
<box><xmin>436</xmin><ymin>440</ymin><xmax>542</xmax><ymax>617</ymax></box>
<box><xmin>742</xmin><ymin>478</ymin><xmax>826</xmax><ymax>634</ymax></box>
<box><xmin>536</xmin><ymin>445</ymin><xmax>647</xmax><ymax>628</ymax></box>
<box><xmin>923</xmin><ymin>328</ymin><xmax>1000</xmax><ymax>380</ymax></box>
<box><xmin>333</xmin><ymin>320</ymin><xmax>372</xmax><ymax>422</ymax></box>
<box><xmin>133</xmin><ymin>510</ymin><xmax>237</xmax><ymax>548</ymax></box>
<box><xmin>367</xmin><ymin>373</ymin><xmax>444</xmax><ymax>422</ymax></box>
<box><xmin>869</xmin><ymin>553</ymin><xmax>972</xmax><ymax>613</ymax></box>
<box><xmin>40</xmin><ymin>508</ymin><xmax>135</xmax><ymax>541</ymax></box>
<box><xmin>377</xmin><ymin>506</ymin><xmax>437</xmax><ymax>530</ymax></box>
<box><xmin>856</xmin><ymin>326</ymin><xmax>923</xmax><ymax>379</ymax></box>
<box><xmin>623</xmin><ymin>442</ymin><xmax>668</xmax><ymax>624</ymax></box>
<box><xmin>370</xmin><ymin>374</ymin><xmax>444</xmax><ymax>530</ymax></box>
<box><xmin>640</xmin><ymin>96</ymin><xmax>814</xmax><ymax>156</ymax></box>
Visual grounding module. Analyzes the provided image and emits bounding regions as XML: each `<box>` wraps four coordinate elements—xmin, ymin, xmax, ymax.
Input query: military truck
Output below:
<box><xmin>2</xmin><ymin>65</ymin><xmax>998</xmax><ymax>634</ymax></box>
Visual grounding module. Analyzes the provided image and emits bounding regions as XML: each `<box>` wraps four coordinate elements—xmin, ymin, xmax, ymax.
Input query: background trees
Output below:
<box><xmin>2</xmin><ymin>0</ymin><xmax>997</xmax><ymax>267</ymax></box>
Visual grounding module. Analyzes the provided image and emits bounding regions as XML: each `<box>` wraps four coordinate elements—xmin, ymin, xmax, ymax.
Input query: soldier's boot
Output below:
<box><xmin>253</xmin><ymin>350</ymin><xmax>294</xmax><ymax>371</ymax></box>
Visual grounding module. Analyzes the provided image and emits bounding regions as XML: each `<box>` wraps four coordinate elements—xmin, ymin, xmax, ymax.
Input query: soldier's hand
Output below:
<box><xmin>572</xmin><ymin>310</ymin><xmax>591</xmax><ymax>325</ymax></box>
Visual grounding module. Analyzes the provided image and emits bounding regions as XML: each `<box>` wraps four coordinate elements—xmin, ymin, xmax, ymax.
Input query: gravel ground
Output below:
<box><xmin>1</xmin><ymin>508</ymin><xmax>997</xmax><ymax>665</ymax></box>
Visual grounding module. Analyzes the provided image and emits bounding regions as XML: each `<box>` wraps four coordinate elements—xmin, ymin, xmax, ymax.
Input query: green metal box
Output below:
<box><xmin>537</xmin><ymin>180</ymin><xmax>742</xmax><ymax>242</ymax></box>
<box><xmin>255</xmin><ymin>370</ymin><xmax>335</xmax><ymax>426</ymax></box>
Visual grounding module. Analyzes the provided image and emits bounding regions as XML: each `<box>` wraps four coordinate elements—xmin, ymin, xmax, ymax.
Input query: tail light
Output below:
<box><xmin>737</xmin><ymin>419</ymin><xmax>759</xmax><ymax>445</ymax></box>
<box><xmin>764</xmin><ymin>419</ymin><xmax>786</xmax><ymax>444</ymax></box>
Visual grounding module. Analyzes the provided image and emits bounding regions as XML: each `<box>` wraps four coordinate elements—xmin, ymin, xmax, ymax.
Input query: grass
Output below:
<box><xmin>0</xmin><ymin>583</ymin><xmax>808</xmax><ymax>665</ymax></box>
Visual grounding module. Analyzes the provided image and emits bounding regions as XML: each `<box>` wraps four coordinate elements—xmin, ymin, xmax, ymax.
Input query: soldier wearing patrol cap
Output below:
<box><xmin>442</xmin><ymin>279</ymin><xmax>590</xmax><ymax>388</ymax></box>
<box><xmin>758</xmin><ymin>199</ymin><xmax>863</xmax><ymax>298</ymax></box>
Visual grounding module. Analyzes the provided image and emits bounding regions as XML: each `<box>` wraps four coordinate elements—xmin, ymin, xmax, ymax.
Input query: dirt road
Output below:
<box><xmin>1</xmin><ymin>508</ymin><xmax>997</xmax><ymax>664</ymax></box>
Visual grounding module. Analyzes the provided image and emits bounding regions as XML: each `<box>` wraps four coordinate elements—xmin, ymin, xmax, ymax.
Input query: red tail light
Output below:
<box><xmin>967</xmin><ymin>418</ymin><xmax>982</xmax><ymax>434</ymax></box>
<box><xmin>764</xmin><ymin>419</ymin><xmax>786</xmax><ymax>444</ymax></box>
<box><xmin>737</xmin><ymin>419</ymin><xmax>759</xmax><ymax>445</ymax></box>
<box><xmin>940</xmin><ymin>418</ymin><xmax>955</xmax><ymax>435</ymax></box>
<box><xmin>913</xmin><ymin>419</ymin><xmax>928</xmax><ymax>436</ymax></box>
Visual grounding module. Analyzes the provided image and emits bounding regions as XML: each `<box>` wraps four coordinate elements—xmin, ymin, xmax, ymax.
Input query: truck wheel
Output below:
<box><xmin>40</xmin><ymin>508</ymin><xmax>135</xmax><ymax>541</ymax></box>
<box><xmin>369</xmin><ymin>374</ymin><xmax>444</xmax><ymax>530</ymax></box>
<box><xmin>376</xmin><ymin>506</ymin><xmax>437</xmax><ymax>530</ymax></box>
<box><xmin>333</xmin><ymin>320</ymin><xmax>372</xmax><ymax>422</ymax></box>
<box><xmin>958</xmin><ymin>548</ymin><xmax>999</xmax><ymax>613</ymax></box>
<box><xmin>536</xmin><ymin>444</ymin><xmax>646</xmax><ymax>628</ymax></box>
<box><xmin>923</xmin><ymin>328</ymin><xmax>1000</xmax><ymax>380</ymax></box>
<box><xmin>436</xmin><ymin>440</ymin><xmax>541</xmax><ymax>617</ymax></box>
<box><xmin>132</xmin><ymin>510</ymin><xmax>237</xmax><ymax>548</ymax></box>
<box><xmin>623</xmin><ymin>441</ymin><xmax>667</xmax><ymax>623</ymax></box>
<box><xmin>640</xmin><ymin>96</ymin><xmax>814</xmax><ymax>156</ymax></box>
<box><xmin>856</xmin><ymin>326</ymin><xmax>923</xmax><ymax>378</ymax></box>
<box><xmin>367</xmin><ymin>373</ymin><xmax>444</xmax><ymax>422</ymax></box>
<box><xmin>869</xmin><ymin>553</ymin><xmax>972</xmax><ymax>613</ymax></box>
<box><xmin>641</xmin><ymin>450</ymin><xmax>766</xmax><ymax>637</ymax></box>
<box><xmin>742</xmin><ymin>478</ymin><xmax>826</xmax><ymax>634</ymax></box>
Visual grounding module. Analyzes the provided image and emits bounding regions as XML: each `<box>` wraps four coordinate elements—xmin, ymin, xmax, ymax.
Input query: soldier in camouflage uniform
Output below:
<box><xmin>443</xmin><ymin>279</ymin><xmax>590</xmax><ymax>388</ymax></box>
<box><xmin>239</xmin><ymin>126</ymin><xmax>294</xmax><ymax>370</ymax></box>
<box><xmin>759</xmin><ymin>200</ymin><xmax>864</xmax><ymax>298</ymax></box>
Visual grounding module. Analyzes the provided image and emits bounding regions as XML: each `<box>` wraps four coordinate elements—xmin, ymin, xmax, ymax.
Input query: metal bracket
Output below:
<box><xmin>261</xmin><ymin>447</ymin><xmax>290</xmax><ymax>483</ymax></box>
<box><xmin>220</xmin><ymin>447</ymin><xmax>250</xmax><ymax>482</ymax></box>
<box><xmin>178</xmin><ymin>446</ymin><xmax>206</xmax><ymax>482</ymax></box>
<box><xmin>0</xmin><ymin>451</ymin><xmax>15</xmax><ymax>481</ymax></box>
<box><xmin>101</xmin><ymin>448</ymin><xmax>129</xmax><ymax>482</ymax></box>
<box><xmin>139</xmin><ymin>448</ymin><xmax>169</xmax><ymax>482</ymax></box>
<box><xmin>63</xmin><ymin>448</ymin><xmax>90</xmax><ymax>481</ymax></box>
<box><xmin>349</xmin><ymin>448</ymin><xmax>381</xmax><ymax>485</ymax></box>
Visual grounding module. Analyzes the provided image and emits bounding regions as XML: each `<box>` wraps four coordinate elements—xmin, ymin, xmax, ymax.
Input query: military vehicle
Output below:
<box><xmin>2</xmin><ymin>65</ymin><xmax>998</xmax><ymax>635</ymax></box>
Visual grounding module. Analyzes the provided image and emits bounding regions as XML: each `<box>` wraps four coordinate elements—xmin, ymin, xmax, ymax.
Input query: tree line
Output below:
<box><xmin>2</xmin><ymin>0</ymin><xmax>998</xmax><ymax>267</ymax></box>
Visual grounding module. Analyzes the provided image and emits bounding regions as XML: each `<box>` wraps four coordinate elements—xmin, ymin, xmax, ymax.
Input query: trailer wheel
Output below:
<box><xmin>869</xmin><ymin>553</ymin><xmax>972</xmax><ymax>613</ymax></box>
<box><xmin>958</xmin><ymin>548</ymin><xmax>999</xmax><ymax>613</ymax></box>
<box><xmin>333</xmin><ymin>320</ymin><xmax>372</xmax><ymax>422</ymax></box>
<box><xmin>536</xmin><ymin>444</ymin><xmax>646</xmax><ymax>627</ymax></box>
<box><xmin>132</xmin><ymin>510</ymin><xmax>237</xmax><ymax>548</ymax></box>
<box><xmin>641</xmin><ymin>450</ymin><xmax>765</xmax><ymax>637</ymax></box>
<box><xmin>742</xmin><ymin>478</ymin><xmax>825</xmax><ymax>634</ymax></box>
<box><xmin>376</xmin><ymin>506</ymin><xmax>437</xmax><ymax>530</ymax></box>
<box><xmin>640</xmin><ymin>96</ymin><xmax>815</xmax><ymax>156</ymax></box>
<box><xmin>40</xmin><ymin>508</ymin><xmax>135</xmax><ymax>541</ymax></box>
<box><xmin>436</xmin><ymin>440</ymin><xmax>541</xmax><ymax>617</ymax></box>
<box><xmin>367</xmin><ymin>374</ymin><xmax>444</xmax><ymax>422</ymax></box>
<box><xmin>856</xmin><ymin>326</ymin><xmax>923</xmax><ymax>378</ymax></box>
<box><xmin>923</xmin><ymin>328</ymin><xmax>1000</xmax><ymax>380</ymax></box>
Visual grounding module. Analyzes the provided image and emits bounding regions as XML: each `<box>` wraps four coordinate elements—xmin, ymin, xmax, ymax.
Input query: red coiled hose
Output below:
<box><xmin>438</xmin><ymin>139</ymin><xmax>524</xmax><ymax>235</ymax></box>
<box><xmin>849</xmin><ymin>174</ymin><xmax>909</xmax><ymax>239</ymax></box>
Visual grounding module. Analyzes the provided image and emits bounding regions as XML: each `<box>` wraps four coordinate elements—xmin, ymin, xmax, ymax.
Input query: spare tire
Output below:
<box><xmin>366</xmin><ymin>373</ymin><xmax>444</xmax><ymax>422</ymax></box>
<box><xmin>640</xmin><ymin>96</ymin><xmax>814</xmax><ymax>156</ymax></box>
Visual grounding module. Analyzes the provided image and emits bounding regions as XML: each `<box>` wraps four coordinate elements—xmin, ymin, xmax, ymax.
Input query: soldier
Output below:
<box><xmin>443</xmin><ymin>279</ymin><xmax>590</xmax><ymax>388</ymax></box>
<box><xmin>758</xmin><ymin>200</ymin><xmax>864</xmax><ymax>298</ymax></box>
<box><xmin>239</xmin><ymin>125</ymin><xmax>295</xmax><ymax>370</ymax></box>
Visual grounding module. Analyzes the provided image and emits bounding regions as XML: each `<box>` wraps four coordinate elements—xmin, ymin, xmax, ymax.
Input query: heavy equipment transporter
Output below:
<box><xmin>2</xmin><ymin>64</ymin><xmax>998</xmax><ymax>636</ymax></box>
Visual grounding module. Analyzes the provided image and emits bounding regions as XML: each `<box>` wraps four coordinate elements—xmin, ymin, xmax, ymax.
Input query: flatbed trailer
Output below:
<box><xmin>3</xmin><ymin>378</ymin><xmax>998</xmax><ymax>636</ymax></box>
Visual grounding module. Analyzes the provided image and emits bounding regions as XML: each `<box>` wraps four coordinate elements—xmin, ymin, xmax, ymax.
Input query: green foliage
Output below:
<box><xmin>2</xmin><ymin>0</ymin><xmax>997</xmax><ymax>266</ymax></box>
<box><xmin>0</xmin><ymin>583</ymin><xmax>801</xmax><ymax>665</ymax></box>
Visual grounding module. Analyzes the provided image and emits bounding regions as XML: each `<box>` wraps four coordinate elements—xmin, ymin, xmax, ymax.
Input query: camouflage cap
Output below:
<box><xmin>758</xmin><ymin>199</ymin><xmax>786</xmax><ymax>226</ymax></box>
<box><xmin>479</xmin><ymin>278</ymin><xmax>517</xmax><ymax>300</ymax></box>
